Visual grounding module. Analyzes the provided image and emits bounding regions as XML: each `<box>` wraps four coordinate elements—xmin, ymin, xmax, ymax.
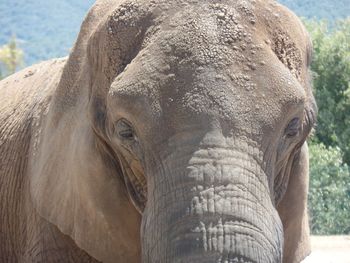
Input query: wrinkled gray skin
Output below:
<box><xmin>0</xmin><ymin>0</ymin><xmax>316</xmax><ymax>262</ymax></box>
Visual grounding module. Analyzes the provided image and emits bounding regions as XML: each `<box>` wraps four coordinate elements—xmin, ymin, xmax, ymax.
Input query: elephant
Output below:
<box><xmin>0</xmin><ymin>0</ymin><xmax>317</xmax><ymax>262</ymax></box>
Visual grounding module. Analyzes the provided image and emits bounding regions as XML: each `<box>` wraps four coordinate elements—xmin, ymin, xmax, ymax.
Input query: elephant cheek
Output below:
<box><xmin>140</xmin><ymin>152</ymin><xmax>283</xmax><ymax>263</ymax></box>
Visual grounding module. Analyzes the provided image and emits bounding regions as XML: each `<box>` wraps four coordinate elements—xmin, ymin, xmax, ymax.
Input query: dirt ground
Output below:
<box><xmin>301</xmin><ymin>236</ymin><xmax>350</xmax><ymax>263</ymax></box>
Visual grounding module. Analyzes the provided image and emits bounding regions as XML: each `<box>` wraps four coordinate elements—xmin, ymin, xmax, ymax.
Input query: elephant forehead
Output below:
<box><xmin>152</xmin><ymin>0</ymin><xmax>308</xmax><ymax>78</ymax></box>
<box><xmin>158</xmin><ymin>66</ymin><xmax>306</xmax><ymax>132</ymax></box>
<box><xmin>104</xmin><ymin>0</ymin><xmax>308</xmax><ymax>74</ymax></box>
<box><xmin>161</xmin><ymin>4</ymin><xmax>250</xmax><ymax>65</ymax></box>
<box><xmin>111</xmin><ymin>54</ymin><xmax>306</xmax><ymax>137</ymax></box>
<box><xmin>108</xmin><ymin>0</ymin><xmax>309</xmax><ymax>133</ymax></box>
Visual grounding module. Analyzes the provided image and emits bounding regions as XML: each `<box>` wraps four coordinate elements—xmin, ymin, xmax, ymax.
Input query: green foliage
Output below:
<box><xmin>304</xmin><ymin>19</ymin><xmax>350</xmax><ymax>163</ymax></box>
<box><xmin>304</xmin><ymin>18</ymin><xmax>350</xmax><ymax>235</ymax></box>
<box><xmin>309</xmin><ymin>143</ymin><xmax>350</xmax><ymax>234</ymax></box>
<box><xmin>0</xmin><ymin>36</ymin><xmax>24</xmax><ymax>80</ymax></box>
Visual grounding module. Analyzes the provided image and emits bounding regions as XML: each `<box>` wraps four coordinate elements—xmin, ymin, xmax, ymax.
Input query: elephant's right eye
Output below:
<box><xmin>115</xmin><ymin>119</ymin><xmax>135</xmax><ymax>140</ymax></box>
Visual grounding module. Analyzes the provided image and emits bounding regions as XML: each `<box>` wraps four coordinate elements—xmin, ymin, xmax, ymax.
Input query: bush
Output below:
<box><xmin>0</xmin><ymin>36</ymin><xmax>23</xmax><ymax>79</ymax></box>
<box><xmin>308</xmin><ymin>143</ymin><xmax>350</xmax><ymax>235</ymax></box>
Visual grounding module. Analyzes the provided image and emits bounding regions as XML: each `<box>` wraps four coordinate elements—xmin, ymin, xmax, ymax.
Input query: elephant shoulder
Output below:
<box><xmin>0</xmin><ymin>58</ymin><xmax>66</xmax><ymax>128</ymax></box>
<box><xmin>0</xmin><ymin>58</ymin><xmax>66</xmax><ymax>107</ymax></box>
<box><xmin>0</xmin><ymin>58</ymin><xmax>67</xmax><ymax>170</ymax></box>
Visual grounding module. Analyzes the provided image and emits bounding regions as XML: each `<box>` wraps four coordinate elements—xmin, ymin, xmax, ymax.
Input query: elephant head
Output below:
<box><xmin>29</xmin><ymin>0</ymin><xmax>316</xmax><ymax>262</ymax></box>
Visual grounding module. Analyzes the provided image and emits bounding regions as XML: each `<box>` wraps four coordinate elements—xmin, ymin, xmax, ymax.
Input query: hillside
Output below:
<box><xmin>0</xmin><ymin>0</ymin><xmax>348</xmax><ymax>66</ymax></box>
<box><xmin>0</xmin><ymin>0</ymin><xmax>94</xmax><ymax>65</ymax></box>
<box><xmin>280</xmin><ymin>0</ymin><xmax>350</xmax><ymax>21</ymax></box>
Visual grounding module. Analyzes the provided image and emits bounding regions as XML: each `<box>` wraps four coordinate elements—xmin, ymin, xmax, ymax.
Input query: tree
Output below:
<box><xmin>0</xmin><ymin>36</ymin><xmax>24</xmax><ymax>80</ymax></box>
<box><xmin>308</xmin><ymin>143</ymin><xmax>350</xmax><ymax>234</ymax></box>
<box><xmin>304</xmin><ymin>19</ymin><xmax>350</xmax><ymax>162</ymax></box>
<box><xmin>303</xmin><ymin>19</ymin><xmax>350</xmax><ymax>235</ymax></box>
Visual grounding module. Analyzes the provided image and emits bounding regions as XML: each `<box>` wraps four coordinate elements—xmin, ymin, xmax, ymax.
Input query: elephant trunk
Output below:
<box><xmin>141</xmin><ymin>146</ymin><xmax>283</xmax><ymax>263</ymax></box>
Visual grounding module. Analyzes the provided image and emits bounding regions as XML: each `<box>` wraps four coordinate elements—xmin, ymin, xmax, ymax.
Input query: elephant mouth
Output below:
<box><xmin>118</xmin><ymin>154</ymin><xmax>147</xmax><ymax>213</ymax></box>
<box><xmin>93</xmin><ymin>130</ymin><xmax>148</xmax><ymax>212</ymax></box>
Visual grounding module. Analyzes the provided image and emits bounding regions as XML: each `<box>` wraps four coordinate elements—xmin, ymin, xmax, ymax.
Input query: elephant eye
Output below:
<box><xmin>285</xmin><ymin>117</ymin><xmax>300</xmax><ymax>138</ymax></box>
<box><xmin>115</xmin><ymin>119</ymin><xmax>135</xmax><ymax>140</ymax></box>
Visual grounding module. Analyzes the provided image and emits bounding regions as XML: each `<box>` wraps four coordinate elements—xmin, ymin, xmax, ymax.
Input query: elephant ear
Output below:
<box><xmin>30</xmin><ymin>111</ymin><xmax>141</xmax><ymax>263</ymax></box>
<box><xmin>29</xmin><ymin>1</ymin><xmax>141</xmax><ymax>263</ymax></box>
<box><xmin>277</xmin><ymin>143</ymin><xmax>311</xmax><ymax>263</ymax></box>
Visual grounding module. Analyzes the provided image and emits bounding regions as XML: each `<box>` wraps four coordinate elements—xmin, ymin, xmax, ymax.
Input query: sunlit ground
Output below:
<box><xmin>302</xmin><ymin>236</ymin><xmax>350</xmax><ymax>263</ymax></box>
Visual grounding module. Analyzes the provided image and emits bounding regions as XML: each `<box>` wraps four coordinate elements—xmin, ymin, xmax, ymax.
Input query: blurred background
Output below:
<box><xmin>0</xmin><ymin>0</ymin><xmax>349</xmax><ymax>260</ymax></box>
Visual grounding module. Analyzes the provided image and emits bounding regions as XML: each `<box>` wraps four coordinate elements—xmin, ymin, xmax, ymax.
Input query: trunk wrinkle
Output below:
<box><xmin>142</xmin><ymin>146</ymin><xmax>283</xmax><ymax>263</ymax></box>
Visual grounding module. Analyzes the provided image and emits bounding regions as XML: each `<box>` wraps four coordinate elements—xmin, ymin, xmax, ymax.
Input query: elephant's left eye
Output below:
<box><xmin>115</xmin><ymin>119</ymin><xmax>135</xmax><ymax>140</ymax></box>
<box><xmin>284</xmin><ymin>117</ymin><xmax>300</xmax><ymax>138</ymax></box>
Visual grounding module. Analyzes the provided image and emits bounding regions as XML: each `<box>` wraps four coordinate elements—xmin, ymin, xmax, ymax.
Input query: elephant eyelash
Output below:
<box><xmin>115</xmin><ymin>119</ymin><xmax>135</xmax><ymax>140</ymax></box>
<box><xmin>118</xmin><ymin>129</ymin><xmax>134</xmax><ymax>139</ymax></box>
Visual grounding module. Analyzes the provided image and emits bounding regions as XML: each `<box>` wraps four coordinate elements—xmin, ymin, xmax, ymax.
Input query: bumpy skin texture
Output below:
<box><xmin>0</xmin><ymin>0</ymin><xmax>316</xmax><ymax>263</ymax></box>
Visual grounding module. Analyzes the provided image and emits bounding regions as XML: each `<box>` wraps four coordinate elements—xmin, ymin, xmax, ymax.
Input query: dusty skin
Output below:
<box><xmin>0</xmin><ymin>0</ymin><xmax>316</xmax><ymax>262</ymax></box>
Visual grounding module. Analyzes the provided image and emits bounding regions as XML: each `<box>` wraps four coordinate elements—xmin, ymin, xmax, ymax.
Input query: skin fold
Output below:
<box><xmin>0</xmin><ymin>0</ymin><xmax>317</xmax><ymax>262</ymax></box>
